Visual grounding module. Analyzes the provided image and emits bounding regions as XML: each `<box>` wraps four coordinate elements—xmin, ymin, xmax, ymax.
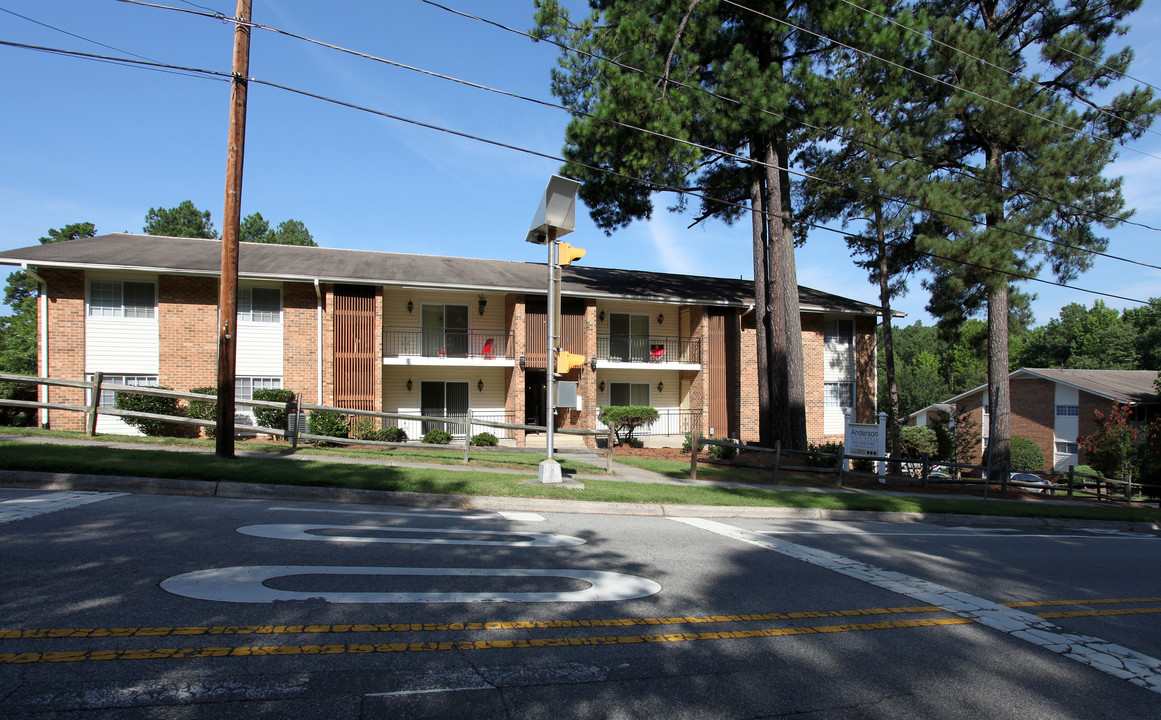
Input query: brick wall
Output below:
<box><xmin>956</xmin><ymin>390</ymin><xmax>987</xmax><ymax>465</ymax></box>
<box><xmin>1009</xmin><ymin>377</ymin><xmax>1055</xmax><ymax>472</ymax></box>
<box><xmin>158</xmin><ymin>275</ymin><xmax>217</xmax><ymax>393</ymax></box>
<box><xmin>738</xmin><ymin>312</ymin><xmax>759</xmax><ymax>442</ymax></box>
<box><xmin>855</xmin><ymin>315</ymin><xmax>877</xmax><ymax>423</ymax></box>
<box><xmin>686</xmin><ymin>306</ymin><xmax>708</xmax><ymax>436</ymax></box>
<box><xmin>41</xmin><ymin>268</ymin><xmax>85</xmax><ymax>431</ymax></box>
<box><xmin>504</xmin><ymin>294</ymin><xmax>526</xmax><ymax>445</ymax></box>
<box><xmin>283</xmin><ymin>281</ymin><xmax>318</xmax><ymax>404</ymax></box>
<box><xmin>800</xmin><ymin>313</ymin><xmax>826</xmax><ymax>441</ymax></box>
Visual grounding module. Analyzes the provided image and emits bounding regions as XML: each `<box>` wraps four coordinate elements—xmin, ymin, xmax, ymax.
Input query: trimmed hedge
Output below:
<box><xmin>114</xmin><ymin>387</ymin><xmax>182</xmax><ymax>437</ymax></box>
<box><xmin>1010</xmin><ymin>435</ymin><xmax>1046</xmax><ymax>473</ymax></box>
<box><xmin>187</xmin><ymin>386</ymin><xmax>217</xmax><ymax>439</ymax></box>
<box><xmin>252</xmin><ymin>388</ymin><xmax>295</xmax><ymax>430</ymax></box>
<box><xmin>423</xmin><ymin>428</ymin><xmax>453</xmax><ymax>445</ymax></box>
<box><xmin>307</xmin><ymin>411</ymin><xmax>348</xmax><ymax>443</ymax></box>
<box><xmin>471</xmin><ymin>432</ymin><xmax>498</xmax><ymax>447</ymax></box>
<box><xmin>598</xmin><ymin>405</ymin><xmax>659</xmax><ymax>446</ymax></box>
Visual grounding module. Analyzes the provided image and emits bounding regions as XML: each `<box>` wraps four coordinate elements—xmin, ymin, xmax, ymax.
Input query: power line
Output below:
<box><xmin>720</xmin><ymin>0</ymin><xmax>1161</xmax><ymax>164</ymax></box>
<box><xmin>0</xmin><ymin>37</ymin><xmax>228</xmax><ymax>82</ymax></box>
<box><xmin>1047</xmin><ymin>40</ymin><xmax>1161</xmax><ymax>96</ymax></box>
<box><xmin>1</xmin><ymin>39</ymin><xmax>1150</xmax><ymax>307</ymax></box>
<box><xmin>834</xmin><ymin>0</ymin><xmax>1161</xmax><ymax>141</ymax></box>
<box><xmin>407</xmin><ymin>1</ymin><xmax>1161</xmax><ymax>268</ymax></box>
<box><xmin>421</xmin><ymin>0</ymin><xmax>1161</xmax><ymax>238</ymax></box>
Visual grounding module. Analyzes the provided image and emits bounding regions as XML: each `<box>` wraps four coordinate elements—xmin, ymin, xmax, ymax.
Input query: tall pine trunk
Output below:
<box><xmin>750</xmin><ymin>146</ymin><xmax>773</xmax><ymax>445</ymax></box>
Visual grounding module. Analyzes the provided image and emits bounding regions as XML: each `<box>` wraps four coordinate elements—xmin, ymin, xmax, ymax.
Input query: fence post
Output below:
<box><xmin>837</xmin><ymin>453</ymin><xmax>844</xmax><ymax>488</ymax></box>
<box><xmin>1126</xmin><ymin>475</ymin><xmax>1133</xmax><ymax>502</ymax></box>
<box><xmin>921</xmin><ymin>453</ymin><xmax>930</xmax><ymax>489</ymax></box>
<box><xmin>1067</xmin><ymin>466</ymin><xmax>1074</xmax><ymax>498</ymax></box>
<box><xmin>773</xmin><ymin>439</ymin><xmax>781</xmax><ymax>483</ymax></box>
<box><xmin>86</xmin><ymin>372</ymin><xmax>103</xmax><ymax>437</ymax></box>
<box><xmin>606</xmin><ymin>422</ymin><xmax>614</xmax><ymax>474</ymax></box>
<box><xmin>462</xmin><ymin>419</ymin><xmax>471</xmax><ymax>465</ymax></box>
<box><xmin>289</xmin><ymin>393</ymin><xmax>301</xmax><ymax>451</ymax></box>
<box><xmin>689</xmin><ymin>430</ymin><xmax>699</xmax><ymax>480</ymax></box>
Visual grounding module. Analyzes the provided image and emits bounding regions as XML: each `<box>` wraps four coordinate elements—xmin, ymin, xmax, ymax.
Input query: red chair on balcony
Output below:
<box><xmin>481</xmin><ymin>338</ymin><xmax>495</xmax><ymax>359</ymax></box>
<box><xmin>650</xmin><ymin>344</ymin><xmax>665</xmax><ymax>362</ymax></box>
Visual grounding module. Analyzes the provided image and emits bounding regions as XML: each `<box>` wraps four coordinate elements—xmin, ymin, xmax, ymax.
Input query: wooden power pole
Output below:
<box><xmin>215</xmin><ymin>0</ymin><xmax>253</xmax><ymax>459</ymax></box>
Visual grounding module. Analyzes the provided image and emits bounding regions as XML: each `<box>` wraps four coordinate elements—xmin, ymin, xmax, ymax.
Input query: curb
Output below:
<box><xmin>2</xmin><ymin>469</ymin><xmax>1158</xmax><ymax>531</ymax></box>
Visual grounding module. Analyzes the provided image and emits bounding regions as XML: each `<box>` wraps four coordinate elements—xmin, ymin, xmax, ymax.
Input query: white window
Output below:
<box><xmin>90</xmin><ymin>374</ymin><xmax>159</xmax><ymax>408</ymax></box>
<box><xmin>609</xmin><ymin>313</ymin><xmax>650</xmax><ymax>362</ymax></box>
<box><xmin>824</xmin><ymin>382</ymin><xmax>854</xmax><ymax>409</ymax></box>
<box><xmin>610</xmin><ymin>382</ymin><xmax>650</xmax><ymax>406</ymax></box>
<box><xmin>236</xmin><ymin>376</ymin><xmax>282</xmax><ymax>402</ymax></box>
<box><xmin>824</xmin><ymin>318</ymin><xmax>854</xmax><ymax>347</ymax></box>
<box><xmin>1055</xmin><ymin>441</ymin><xmax>1079</xmax><ymax>454</ymax></box>
<box><xmin>88</xmin><ymin>280</ymin><xmax>155</xmax><ymax>318</ymax></box>
<box><xmin>1056</xmin><ymin>405</ymin><xmax>1079</xmax><ymax>417</ymax></box>
<box><xmin>239</xmin><ymin>287</ymin><xmax>281</xmax><ymax>323</ymax></box>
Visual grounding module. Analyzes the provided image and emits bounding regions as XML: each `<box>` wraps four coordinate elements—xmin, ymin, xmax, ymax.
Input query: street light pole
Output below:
<box><xmin>545</xmin><ymin>227</ymin><xmax>557</xmax><ymax>465</ymax></box>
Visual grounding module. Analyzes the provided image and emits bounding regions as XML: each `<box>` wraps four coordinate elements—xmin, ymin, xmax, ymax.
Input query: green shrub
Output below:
<box><xmin>0</xmin><ymin>381</ymin><xmax>36</xmax><ymax>427</ymax></box>
<box><xmin>1069</xmin><ymin>465</ymin><xmax>1103</xmax><ymax>487</ymax></box>
<box><xmin>187</xmin><ymin>386</ymin><xmax>217</xmax><ymax>439</ymax></box>
<box><xmin>350</xmin><ymin>416</ymin><xmax>379</xmax><ymax>440</ymax></box>
<box><xmin>598</xmin><ymin>405</ymin><xmax>660</xmax><ymax>446</ymax></box>
<box><xmin>682</xmin><ymin>432</ymin><xmax>707</xmax><ymax>454</ymax></box>
<box><xmin>1010</xmin><ymin>435</ymin><xmax>1046</xmax><ymax>473</ymax></box>
<box><xmin>899</xmin><ymin>426</ymin><xmax>938</xmax><ymax>458</ymax></box>
<box><xmin>114</xmin><ymin>386</ymin><xmax>183</xmax><ymax>436</ymax></box>
<box><xmin>471</xmin><ymin>432</ymin><xmax>498</xmax><ymax>447</ymax></box>
<box><xmin>806</xmin><ymin>441</ymin><xmax>843</xmax><ymax>468</ymax></box>
<box><xmin>423</xmin><ymin>428</ymin><xmax>453</xmax><ymax>444</ymax></box>
<box><xmin>251</xmin><ymin>388</ymin><xmax>296</xmax><ymax>430</ymax></box>
<box><xmin>852</xmin><ymin>457</ymin><xmax>876</xmax><ymax>473</ymax></box>
<box><xmin>707</xmin><ymin>441</ymin><xmax>737</xmax><ymax>460</ymax></box>
<box><xmin>380</xmin><ymin>426</ymin><xmax>408</xmax><ymax>443</ymax></box>
<box><xmin>307</xmin><ymin>411</ymin><xmax>348</xmax><ymax>443</ymax></box>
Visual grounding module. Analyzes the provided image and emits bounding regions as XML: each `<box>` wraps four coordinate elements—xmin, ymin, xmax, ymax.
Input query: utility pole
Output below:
<box><xmin>215</xmin><ymin>0</ymin><xmax>252</xmax><ymax>459</ymax></box>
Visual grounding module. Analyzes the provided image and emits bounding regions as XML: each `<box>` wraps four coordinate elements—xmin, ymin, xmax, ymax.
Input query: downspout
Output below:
<box><xmin>314</xmin><ymin>279</ymin><xmax>322</xmax><ymax>405</ymax></box>
<box><xmin>22</xmin><ymin>264</ymin><xmax>47</xmax><ymax>427</ymax></box>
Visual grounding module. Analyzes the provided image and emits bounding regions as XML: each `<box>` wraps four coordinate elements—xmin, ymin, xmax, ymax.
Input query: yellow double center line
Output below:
<box><xmin>3</xmin><ymin>597</ymin><xmax>1157</xmax><ymax>665</ymax></box>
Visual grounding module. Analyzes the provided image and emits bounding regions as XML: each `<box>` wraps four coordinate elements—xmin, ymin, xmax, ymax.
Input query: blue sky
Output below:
<box><xmin>2</xmin><ymin>0</ymin><xmax>1159</xmax><ymax>326</ymax></box>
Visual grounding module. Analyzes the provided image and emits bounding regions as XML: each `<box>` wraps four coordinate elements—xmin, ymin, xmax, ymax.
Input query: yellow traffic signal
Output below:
<box><xmin>557</xmin><ymin>243</ymin><xmax>586</xmax><ymax>266</ymax></box>
<box><xmin>555</xmin><ymin>350</ymin><xmax>587</xmax><ymax>375</ymax></box>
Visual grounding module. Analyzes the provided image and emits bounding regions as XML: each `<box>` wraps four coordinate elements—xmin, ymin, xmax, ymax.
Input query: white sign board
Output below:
<box><xmin>844</xmin><ymin>411</ymin><xmax>888</xmax><ymax>478</ymax></box>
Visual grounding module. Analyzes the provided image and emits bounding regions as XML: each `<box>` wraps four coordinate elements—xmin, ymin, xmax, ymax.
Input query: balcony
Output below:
<box><xmin>383</xmin><ymin>328</ymin><xmax>514</xmax><ymax>366</ymax></box>
<box><xmin>595</xmin><ymin>335</ymin><xmax>701</xmax><ymax>369</ymax></box>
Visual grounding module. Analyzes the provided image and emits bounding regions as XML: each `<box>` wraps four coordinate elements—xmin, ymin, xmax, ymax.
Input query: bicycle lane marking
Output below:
<box><xmin>672</xmin><ymin>517</ymin><xmax>1161</xmax><ymax>695</ymax></box>
<box><xmin>0</xmin><ymin>491</ymin><xmax>125</xmax><ymax>525</ymax></box>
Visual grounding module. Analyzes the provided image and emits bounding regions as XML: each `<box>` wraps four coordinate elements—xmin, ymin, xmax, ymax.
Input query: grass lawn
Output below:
<box><xmin>1</xmin><ymin>438</ymin><xmax>1159</xmax><ymax>524</ymax></box>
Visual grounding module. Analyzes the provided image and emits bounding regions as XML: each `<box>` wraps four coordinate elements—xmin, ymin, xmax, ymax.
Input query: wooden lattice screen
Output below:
<box><xmin>333</xmin><ymin>285</ymin><xmax>377</xmax><ymax>411</ymax></box>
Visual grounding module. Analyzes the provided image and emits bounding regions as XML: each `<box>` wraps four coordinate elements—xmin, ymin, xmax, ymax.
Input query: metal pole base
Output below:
<box><xmin>537</xmin><ymin>458</ymin><xmax>563</xmax><ymax>484</ymax></box>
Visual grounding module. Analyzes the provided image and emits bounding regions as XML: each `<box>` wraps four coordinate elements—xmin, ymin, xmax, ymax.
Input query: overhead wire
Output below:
<box><xmin>833</xmin><ymin>0</ymin><xmax>1161</xmax><ymax>141</ymax></box>
<box><xmin>416</xmin><ymin>0</ymin><xmax>1161</xmax><ymax>240</ymax></box>
<box><xmin>0</xmin><ymin>38</ymin><xmax>1149</xmax><ymax>308</ymax></box>
<box><xmin>720</xmin><ymin>0</ymin><xmax>1161</xmax><ymax>163</ymax></box>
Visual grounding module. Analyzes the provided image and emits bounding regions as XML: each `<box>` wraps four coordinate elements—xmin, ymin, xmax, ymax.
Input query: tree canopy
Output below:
<box><xmin>143</xmin><ymin>200</ymin><xmax>217</xmax><ymax>239</ymax></box>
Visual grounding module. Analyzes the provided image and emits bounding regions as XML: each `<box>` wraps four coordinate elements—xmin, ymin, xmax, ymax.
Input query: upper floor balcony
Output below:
<box><xmin>382</xmin><ymin>327</ymin><xmax>514</xmax><ymax>366</ymax></box>
<box><xmin>595</xmin><ymin>334</ymin><xmax>701</xmax><ymax>370</ymax></box>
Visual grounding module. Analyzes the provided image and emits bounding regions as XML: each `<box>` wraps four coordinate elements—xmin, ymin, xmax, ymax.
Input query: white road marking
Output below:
<box><xmin>757</xmin><ymin>530</ymin><xmax>1159</xmax><ymax>539</ymax></box>
<box><xmin>266</xmin><ymin>506</ymin><xmax>545</xmax><ymax>522</ymax></box>
<box><xmin>0</xmin><ymin>491</ymin><xmax>124</xmax><ymax>525</ymax></box>
<box><xmin>674</xmin><ymin>517</ymin><xmax>1161</xmax><ymax>694</ymax></box>
<box><xmin>237</xmin><ymin>523</ymin><xmax>585</xmax><ymax>546</ymax></box>
<box><xmin>366</xmin><ymin>686</ymin><xmax>494</xmax><ymax>697</ymax></box>
<box><xmin>160</xmin><ymin>565</ymin><xmax>662</xmax><ymax>604</ymax></box>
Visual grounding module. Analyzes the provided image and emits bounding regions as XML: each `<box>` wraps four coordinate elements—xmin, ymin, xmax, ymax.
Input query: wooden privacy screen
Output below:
<box><xmin>333</xmin><ymin>284</ymin><xmax>377</xmax><ymax>411</ymax></box>
<box><xmin>524</xmin><ymin>296</ymin><xmax>585</xmax><ymax>369</ymax></box>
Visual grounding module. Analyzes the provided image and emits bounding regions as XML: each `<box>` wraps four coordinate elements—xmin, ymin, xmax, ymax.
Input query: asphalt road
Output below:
<box><xmin>2</xmin><ymin>487</ymin><xmax>1160</xmax><ymax>719</ymax></box>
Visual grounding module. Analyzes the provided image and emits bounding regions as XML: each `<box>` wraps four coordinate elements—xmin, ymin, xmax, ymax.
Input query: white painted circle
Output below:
<box><xmin>237</xmin><ymin>524</ymin><xmax>586</xmax><ymax>547</ymax></box>
<box><xmin>160</xmin><ymin>566</ymin><xmax>662</xmax><ymax>603</ymax></box>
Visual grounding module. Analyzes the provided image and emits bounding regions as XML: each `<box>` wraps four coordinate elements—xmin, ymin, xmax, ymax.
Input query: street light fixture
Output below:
<box><xmin>526</xmin><ymin>175</ymin><xmax>581</xmax><ymax>484</ymax></box>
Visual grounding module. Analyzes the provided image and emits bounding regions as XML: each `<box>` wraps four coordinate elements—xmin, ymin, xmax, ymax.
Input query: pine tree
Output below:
<box><xmin>533</xmin><ymin>0</ymin><xmax>862</xmax><ymax>449</ymax></box>
<box><xmin>915</xmin><ymin>0</ymin><xmax>1158</xmax><ymax>476</ymax></box>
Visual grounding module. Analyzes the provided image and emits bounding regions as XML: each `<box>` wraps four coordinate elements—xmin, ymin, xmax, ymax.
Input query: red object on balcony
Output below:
<box><xmin>481</xmin><ymin>338</ymin><xmax>494</xmax><ymax>358</ymax></box>
<box><xmin>650</xmin><ymin>344</ymin><xmax>665</xmax><ymax>362</ymax></box>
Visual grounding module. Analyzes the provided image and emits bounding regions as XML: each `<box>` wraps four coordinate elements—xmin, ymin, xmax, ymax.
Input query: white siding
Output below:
<box><xmin>86</xmin><ymin>317</ymin><xmax>160</xmax><ymax>374</ymax></box>
<box><xmin>237</xmin><ymin>322</ymin><xmax>283</xmax><ymax>376</ymax></box>
<box><xmin>381</xmin><ymin>366</ymin><xmax>508</xmax><ymax>440</ymax></box>
<box><xmin>1053</xmin><ymin>384</ymin><xmax>1080</xmax><ymax>471</ymax></box>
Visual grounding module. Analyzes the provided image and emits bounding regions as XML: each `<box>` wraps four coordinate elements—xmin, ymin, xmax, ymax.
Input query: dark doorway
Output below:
<box><xmin>524</xmin><ymin>370</ymin><xmax>546</xmax><ymax>428</ymax></box>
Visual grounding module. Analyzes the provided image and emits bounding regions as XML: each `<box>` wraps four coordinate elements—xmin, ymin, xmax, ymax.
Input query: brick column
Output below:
<box><xmin>41</xmin><ymin>269</ymin><xmax>86</xmax><ymax>431</ymax></box>
<box><xmin>504</xmin><ymin>294</ymin><xmax>526</xmax><ymax>446</ymax></box>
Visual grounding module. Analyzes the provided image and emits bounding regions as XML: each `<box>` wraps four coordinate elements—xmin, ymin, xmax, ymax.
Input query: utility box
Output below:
<box><xmin>556</xmin><ymin>381</ymin><xmax>579</xmax><ymax>410</ymax></box>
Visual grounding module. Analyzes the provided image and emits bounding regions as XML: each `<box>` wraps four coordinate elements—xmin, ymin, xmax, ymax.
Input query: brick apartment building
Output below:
<box><xmin>910</xmin><ymin>368</ymin><xmax>1160</xmax><ymax>473</ymax></box>
<box><xmin>0</xmin><ymin>234</ymin><xmax>884</xmax><ymax>446</ymax></box>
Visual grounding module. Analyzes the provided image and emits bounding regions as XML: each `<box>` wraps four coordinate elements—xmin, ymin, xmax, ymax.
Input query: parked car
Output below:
<box><xmin>1011</xmin><ymin>473</ymin><xmax>1056</xmax><ymax>495</ymax></box>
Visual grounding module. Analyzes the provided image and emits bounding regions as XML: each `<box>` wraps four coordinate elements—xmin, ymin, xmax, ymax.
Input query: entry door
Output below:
<box><xmin>610</xmin><ymin>314</ymin><xmax>649</xmax><ymax>361</ymax></box>
<box><xmin>421</xmin><ymin>381</ymin><xmax>469</xmax><ymax>434</ymax></box>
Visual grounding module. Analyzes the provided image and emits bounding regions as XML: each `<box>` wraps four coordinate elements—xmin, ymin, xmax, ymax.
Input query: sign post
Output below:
<box><xmin>844</xmin><ymin>411</ymin><xmax>887</xmax><ymax>481</ymax></box>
